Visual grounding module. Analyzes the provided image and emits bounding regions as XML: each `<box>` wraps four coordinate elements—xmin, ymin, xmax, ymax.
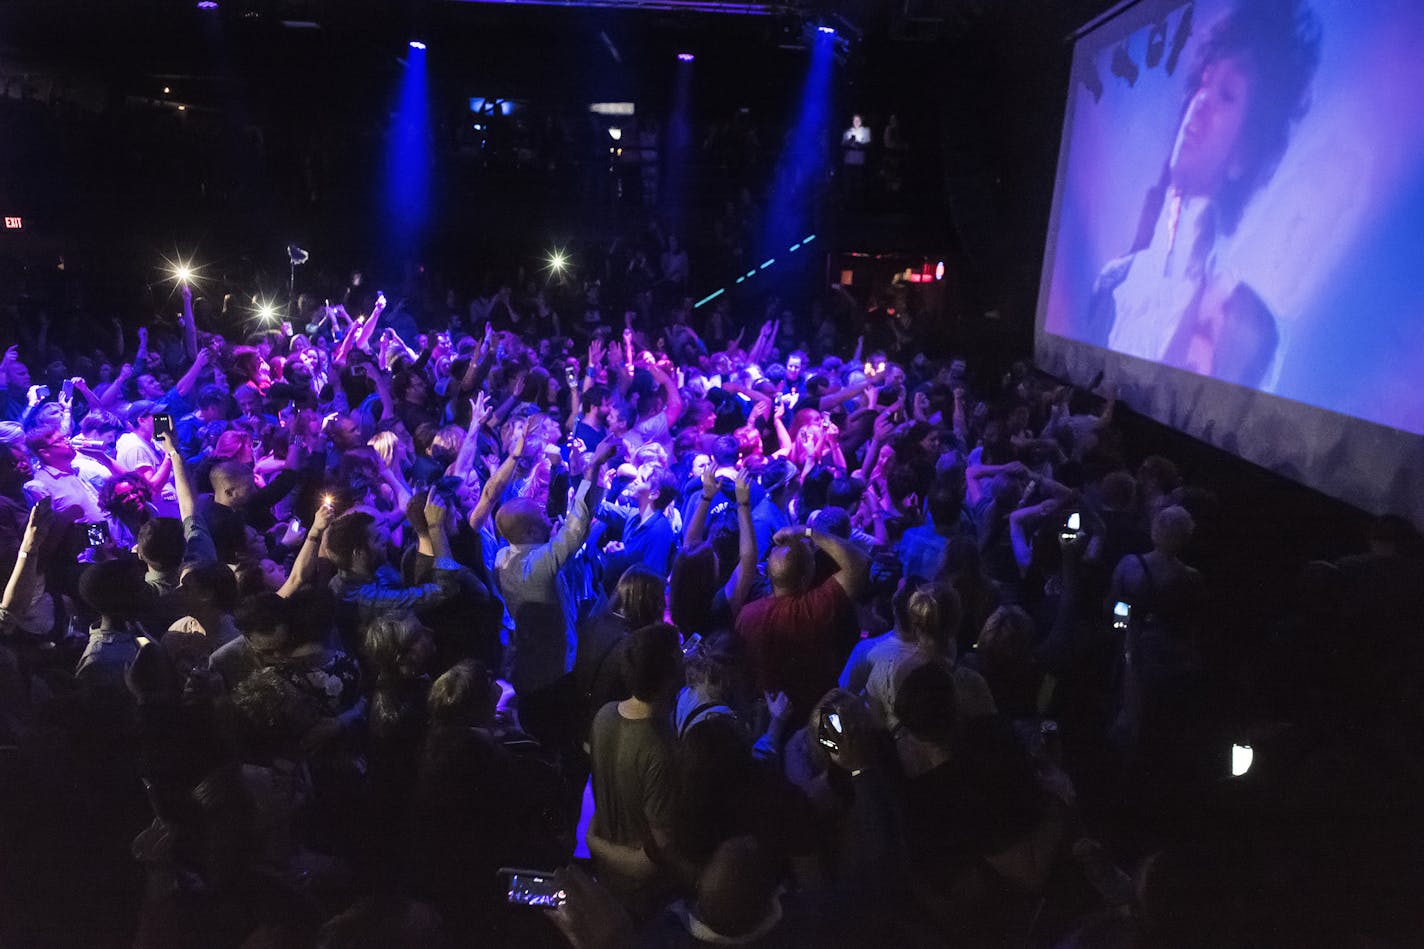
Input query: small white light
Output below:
<box><xmin>1231</xmin><ymin>743</ymin><xmax>1254</xmax><ymax>777</ymax></box>
<box><xmin>608</xmin><ymin>127</ymin><xmax>622</xmax><ymax>141</ymax></box>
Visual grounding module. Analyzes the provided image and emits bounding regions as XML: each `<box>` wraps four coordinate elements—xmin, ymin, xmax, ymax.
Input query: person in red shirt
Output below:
<box><xmin>734</xmin><ymin>524</ymin><xmax>868</xmax><ymax>718</ymax></box>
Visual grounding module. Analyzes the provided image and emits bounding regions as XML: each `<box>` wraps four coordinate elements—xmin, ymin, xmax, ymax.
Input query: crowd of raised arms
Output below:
<box><xmin>0</xmin><ymin>256</ymin><xmax>1415</xmax><ymax>949</ymax></box>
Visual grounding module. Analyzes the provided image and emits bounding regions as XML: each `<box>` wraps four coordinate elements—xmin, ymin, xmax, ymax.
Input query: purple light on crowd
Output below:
<box><xmin>677</xmin><ymin>52</ymin><xmax>695</xmax><ymax>62</ymax></box>
<box><xmin>409</xmin><ymin>40</ymin><xmax>427</xmax><ymax>50</ymax></box>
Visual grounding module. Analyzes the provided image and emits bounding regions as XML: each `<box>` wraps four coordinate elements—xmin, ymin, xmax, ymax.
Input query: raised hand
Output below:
<box><xmin>22</xmin><ymin>496</ymin><xmax>53</xmax><ymax>552</ymax></box>
<box><xmin>772</xmin><ymin>526</ymin><xmax>807</xmax><ymax>546</ymax></box>
<box><xmin>593</xmin><ymin>434</ymin><xmax>622</xmax><ymax>466</ymax></box>
<box><xmin>470</xmin><ymin>392</ymin><xmax>491</xmax><ymax>428</ymax></box>
<box><xmin>701</xmin><ymin>462</ymin><xmax>718</xmax><ymax>500</ymax></box>
<box><xmin>508</xmin><ymin>419</ymin><xmax>528</xmax><ymax>457</ymax></box>
<box><xmin>734</xmin><ymin>467</ymin><xmax>752</xmax><ymax>505</ymax></box>
<box><xmin>422</xmin><ymin>491</ymin><xmax>449</xmax><ymax>531</ymax></box>
<box><xmin>872</xmin><ymin>412</ymin><xmax>894</xmax><ymax>443</ymax></box>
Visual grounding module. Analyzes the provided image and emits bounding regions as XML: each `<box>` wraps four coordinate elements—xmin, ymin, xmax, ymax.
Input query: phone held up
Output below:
<box><xmin>818</xmin><ymin>709</ymin><xmax>844</xmax><ymax>754</ymax></box>
<box><xmin>1059</xmin><ymin>511</ymin><xmax>1083</xmax><ymax>544</ymax></box>
<box><xmin>153</xmin><ymin>413</ymin><xmax>174</xmax><ymax>438</ymax></box>
<box><xmin>499</xmin><ymin>868</ymin><xmax>566</xmax><ymax>909</ymax></box>
<box><xmin>1112</xmin><ymin>600</ymin><xmax>1131</xmax><ymax>631</ymax></box>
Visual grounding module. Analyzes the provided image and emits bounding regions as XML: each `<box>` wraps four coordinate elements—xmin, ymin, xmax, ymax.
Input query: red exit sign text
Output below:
<box><xmin>3</xmin><ymin>217</ymin><xmax>21</xmax><ymax>230</ymax></box>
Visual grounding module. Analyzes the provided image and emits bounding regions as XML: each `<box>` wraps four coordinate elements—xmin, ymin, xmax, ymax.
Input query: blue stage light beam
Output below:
<box><xmin>387</xmin><ymin>41</ymin><xmax>432</xmax><ymax>258</ymax></box>
<box><xmin>761</xmin><ymin>29</ymin><xmax>834</xmax><ymax>256</ymax></box>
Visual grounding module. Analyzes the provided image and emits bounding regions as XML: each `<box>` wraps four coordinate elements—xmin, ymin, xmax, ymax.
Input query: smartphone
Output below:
<box><xmin>564</xmin><ymin>364</ymin><xmax>579</xmax><ymax>387</ymax></box>
<box><xmin>154</xmin><ymin>413</ymin><xmax>174</xmax><ymax>437</ymax></box>
<box><xmin>681</xmin><ymin>633</ymin><xmax>703</xmax><ymax>656</ymax></box>
<box><xmin>499</xmin><ymin>868</ymin><xmax>566</xmax><ymax>908</ymax></box>
<box><xmin>1112</xmin><ymin>600</ymin><xmax>1131</xmax><ymax>631</ymax></box>
<box><xmin>62</xmin><ymin>379</ymin><xmax>74</xmax><ymax>401</ymax></box>
<box><xmin>35</xmin><ymin>384</ymin><xmax>50</xmax><ymax>400</ymax></box>
<box><xmin>86</xmin><ymin>521</ymin><xmax>111</xmax><ymax>548</ymax></box>
<box><xmin>1059</xmin><ymin>511</ymin><xmax>1083</xmax><ymax>543</ymax></box>
<box><xmin>818</xmin><ymin>710</ymin><xmax>844</xmax><ymax>754</ymax></box>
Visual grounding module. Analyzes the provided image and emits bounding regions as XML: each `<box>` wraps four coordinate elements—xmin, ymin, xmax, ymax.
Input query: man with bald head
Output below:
<box><xmin>734</xmin><ymin>522</ymin><xmax>869</xmax><ymax>718</ymax></box>
<box><xmin>495</xmin><ymin>434</ymin><xmax>621</xmax><ymax>741</ymax></box>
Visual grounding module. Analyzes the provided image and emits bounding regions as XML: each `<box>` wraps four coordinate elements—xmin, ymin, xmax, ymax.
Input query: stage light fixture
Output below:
<box><xmin>257</xmin><ymin>301</ymin><xmax>278</xmax><ymax>321</ymax></box>
<box><xmin>817</xmin><ymin>25</ymin><xmax>836</xmax><ymax>34</ymax></box>
<box><xmin>608</xmin><ymin>127</ymin><xmax>622</xmax><ymax>141</ymax></box>
<box><xmin>196</xmin><ymin>1</ymin><xmax>218</xmax><ymax>9</ymax></box>
<box><xmin>163</xmin><ymin>86</ymin><xmax>171</xmax><ymax>94</ymax></box>
<box><xmin>677</xmin><ymin>52</ymin><xmax>695</xmax><ymax>62</ymax></box>
<box><xmin>409</xmin><ymin>40</ymin><xmax>427</xmax><ymax>50</ymax></box>
<box><xmin>548</xmin><ymin>251</ymin><xmax>568</xmax><ymax>273</ymax></box>
<box><xmin>935</xmin><ymin>261</ymin><xmax>945</xmax><ymax>281</ymax></box>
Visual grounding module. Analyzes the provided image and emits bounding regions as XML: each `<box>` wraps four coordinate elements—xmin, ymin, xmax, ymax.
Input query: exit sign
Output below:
<box><xmin>3</xmin><ymin>217</ymin><xmax>20</xmax><ymax>229</ymax></box>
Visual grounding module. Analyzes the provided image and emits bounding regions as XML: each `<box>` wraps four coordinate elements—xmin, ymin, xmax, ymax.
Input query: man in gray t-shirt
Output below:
<box><xmin>586</xmin><ymin>623</ymin><xmax>683</xmax><ymax>913</ymax></box>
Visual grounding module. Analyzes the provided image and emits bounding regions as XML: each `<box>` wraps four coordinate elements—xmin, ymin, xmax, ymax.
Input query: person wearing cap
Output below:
<box><xmin>117</xmin><ymin>400</ymin><xmax>178</xmax><ymax>517</ymax></box>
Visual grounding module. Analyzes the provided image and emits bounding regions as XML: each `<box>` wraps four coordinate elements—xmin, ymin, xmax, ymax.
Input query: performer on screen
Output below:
<box><xmin>1085</xmin><ymin>0</ymin><xmax>1320</xmax><ymax>388</ymax></box>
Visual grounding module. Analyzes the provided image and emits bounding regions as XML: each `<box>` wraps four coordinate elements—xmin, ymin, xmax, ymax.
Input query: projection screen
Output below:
<box><xmin>1035</xmin><ymin>0</ymin><xmax>1424</xmax><ymax>525</ymax></box>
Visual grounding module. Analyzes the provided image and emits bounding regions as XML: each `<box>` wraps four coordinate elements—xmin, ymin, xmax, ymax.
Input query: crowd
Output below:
<box><xmin>0</xmin><ymin>251</ymin><xmax>1419</xmax><ymax>948</ymax></box>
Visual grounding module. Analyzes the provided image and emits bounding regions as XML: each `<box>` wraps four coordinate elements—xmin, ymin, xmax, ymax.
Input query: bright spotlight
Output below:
<box><xmin>257</xmin><ymin>301</ymin><xmax>278</xmax><ymax>321</ymax></box>
<box><xmin>166</xmin><ymin>256</ymin><xmax>201</xmax><ymax>285</ymax></box>
<box><xmin>608</xmin><ymin>127</ymin><xmax>622</xmax><ymax>141</ymax></box>
<box><xmin>409</xmin><ymin>40</ymin><xmax>426</xmax><ymax>50</ymax></box>
<box><xmin>545</xmin><ymin>248</ymin><xmax>570</xmax><ymax>277</ymax></box>
<box><xmin>817</xmin><ymin>24</ymin><xmax>837</xmax><ymax>34</ymax></box>
<box><xmin>1231</xmin><ymin>743</ymin><xmax>1254</xmax><ymax>777</ymax></box>
<box><xmin>676</xmin><ymin>52</ymin><xmax>695</xmax><ymax>62</ymax></box>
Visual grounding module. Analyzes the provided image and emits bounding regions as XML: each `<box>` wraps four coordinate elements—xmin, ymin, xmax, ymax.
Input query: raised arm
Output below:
<box><xmin>775</xmin><ymin>524</ymin><xmax>870</xmax><ymax>600</ymax></box>
<box><xmin>644</xmin><ymin>355</ymin><xmax>683</xmax><ymax>425</ymax></box>
<box><xmin>180</xmin><ymin>284</ymin><xmax>198</xmax><ymax>360</ymax></box>
<box><xmin>156</xmin><ymin>430</ymin><xmax>218</xmax><ymax>566</ymax></box>
<box><xmin>685</xmin><ymin>464</ymin><xmax>719</xmax><ymax>548</ymax></box>
<box><xmin>818</xmin><ymin>374</ymin><xmax>877</xmax><ymax>414</ymax></box>
<box><xmin>554</xmin><ymin>438</ymin><xmax>619</xmax><ymax>551</ymax></box>
<box><xmin>1</xmin><ymin>499</ymin><xmax>53</xmax><ymax>627</ymax></box>
<box><xmin>171</xmin><ymin>347</ymin><xmax>211</xmax><ymax>401</ymax></box>
<box><xmin>277</xmin><ymin>503</ymin><xmax>333</xmax><ymax>598</ymax></box>
<box><xmin>448</xmin><ymin>392</ymin><xmax>491</xmax><ymax>480</ymax></box>
<box><xmin>468</xmin><ymin>419</ymin><xmax>525</xmax><ymax>532</ymax></box>
<box><xmin>728</xmin><ymin>469</ymin><xmax>758</xmax><ymax>617</ymax></box>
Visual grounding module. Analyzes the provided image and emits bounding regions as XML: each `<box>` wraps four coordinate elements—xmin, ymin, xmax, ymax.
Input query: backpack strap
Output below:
<box><xmin>677</xmin><ymin>702</ymin><xmax>726</xmax><ymax>739</ymax></box>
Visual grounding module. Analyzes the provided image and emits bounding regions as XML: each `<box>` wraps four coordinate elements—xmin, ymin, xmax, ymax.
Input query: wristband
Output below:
<box><xmin>803</xmin><ymin>527</ymin><xmax>813</xmax><ymax>538</ymax></box>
